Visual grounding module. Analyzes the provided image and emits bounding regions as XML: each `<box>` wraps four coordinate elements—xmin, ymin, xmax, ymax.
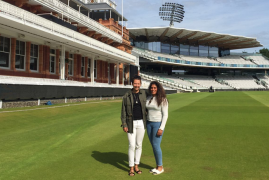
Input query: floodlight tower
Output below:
<box><xmin>159</xmin><ymin>2</ymin><xmax>185</xmax><ymax>27</ymax></box>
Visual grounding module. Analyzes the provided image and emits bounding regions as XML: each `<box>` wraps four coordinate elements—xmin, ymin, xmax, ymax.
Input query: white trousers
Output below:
<box><xmin>127</xmin><ymin>119</ymin><xmax>145</xmax><ymax>167</ymax></box>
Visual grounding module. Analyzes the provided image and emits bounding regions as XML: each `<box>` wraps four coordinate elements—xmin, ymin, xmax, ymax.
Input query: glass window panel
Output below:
<box><xmin>171</xmin><ymin>44</ymin><xmax>179</xmax><ymax>54</ymax></box>
<box><xmin>161</xmin><ymin>43</ymin><xmax>170</xmax><ymax>54</ymax></box>
<box><xmin>152</xmin><ymin>42</ymin><xmax>158</xmax><ymax>52</ymax></box>
<box><xmin>30</xmin><ymin>57</ymin><xmax>38</xmax><ymax>71</ymax></box>
<box><xmin>15</xmin><ymin>55</ymin><xmax>24</xmax><ymax>69</ymax></box>
<box><xmin>81</xmin><ymin>58</ymin><xmax>85</xmax><ymax>77</ymax></box>
<box><xmin>0</xmin><ymin>36</ymin><xmax>3</xmax><ymax>51</ymax></box>
<box><xmin>94</xmin><ymin>60</ymin><xmax>97</xmax><ymax>78</ymax></box>
<box><xmin>190</xmin><ymin>45</ymin><xmax>198</xmax><ymax>50</ymax></box>
<box><xmin>4</xmin><ymin>37</ymin><xmax>10</xmax><ymax>52</ymax></box>
<box><xmin>209</xmin><ymin>52</ymin><xmax>218</xmax><ymax>57</ymax></box>
<box><xmin>16</xmin><ymin>40</ymin><xmax>20</xmax><ymax>54</ymax></box>
<box><xmin>87</xmin><ymin>59</ymin><xmax>91</xmax><ymax>77</ymax></box>
<box><xmin>68</xmin><ymin>60</ymin><xmax>73</xmax><ymax>75</ymax></box>
<box><xmin>180</xmin><ymin>44</ymin><xmax>189</xmax><ymax>55</ymax></box>
<box><xmin>199</xmin><ymin>45</ymin><xmax>208</xmax><ymax>50</ymax></box>
<box><xmin>199</xmin><ymin>53</ymin><xmax>208</xmax><ymax>57</ymax></box>
<box><xmin>50</xmin><ymin>49</ymin><xmax>55</xmax><ymax>54</ymax></box>
<box><xmin>20</xmin><ymin>41</ymin><xmax>25</xmax><ymax>55</ymax></box>
<box><xmin>156</xmin><ymin>42</ymin><xmax>161</xmax><ymax>52</ymax></box>
<box><xmin>0</xmin><ymin>52</ymin><xmax>9</xmax><ymax>67</ymax></box>
<box><xmin>34</xmin><ymin>45</ymin><xmax>38</xmax><ymax>57</ymax></box>
<box><xmin>209</xmin><ymin>46</ymin><xmax>218</xmax><ymax>52</ymax></box>
<box><xmin>190</xmin><ymin>52</ymin><xmax>199</xmax><ymax>56</ymax></box>
<box><xmin>50</xmin><ymin>56</ymin><xmax>55</xmax><ymax>73</ymax></box>
<box><xmin>180</xmin><ymin>51</ymin><xmax>189</xmax><ymax>56</ymax></box>
<box><xmin>180</xmin><ymin>44</ymin><xmax>189</xmax><ymax>49</ymax></box>
<box><xmin>30</xmin><ymin>44</ymin><xmax>34</xmax><ymax>57</ymax></box>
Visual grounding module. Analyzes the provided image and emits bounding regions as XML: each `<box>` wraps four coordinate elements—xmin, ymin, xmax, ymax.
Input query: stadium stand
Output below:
<box><xmin>217</xmin><ymin>56</ymin><xmax>255</xmax><ymax>65</ymax></box>
<box><xmin>176</xmin><ymin>75</ymin><xmax>232</xmax><ymax>89</ymax></box>
<box><xmin>180</xmin><ymin>55</ymin><xmax>219</xmax><ymax>64</ymax></box>
<box><xmin>256</xmin><ymin>74</ymin><xmax>269</xmax><ymax>88</ymax></box>
<box><xmin>215</xmin><ymin>75</ymin><xmax>266</xmax><ymax>90</ymax></box>
<box><xmin>140</xmin><ymin>72</ymin><xmax>194</xmax><ymax>92</ymax></box>
<box><xmin>245</xmin><ymin>56</ymin><xmax>269</xmax><ymax>65</ymax></box>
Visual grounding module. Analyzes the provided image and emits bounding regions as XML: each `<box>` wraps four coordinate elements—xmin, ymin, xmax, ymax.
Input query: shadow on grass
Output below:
<box><xmin>91</xmin><ymin>151</ymin><xmax>152</xmax><ymax>172</ymax></box>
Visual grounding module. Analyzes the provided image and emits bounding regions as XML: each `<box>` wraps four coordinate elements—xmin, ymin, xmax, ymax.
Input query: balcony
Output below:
<box><xmin>84</xmin><ymin>0</ymin><xmax>117</xmax><ymax>10</ymax></box>
<box><xmin>28</xmin><ymin>0</ymin><xmax>122</xmax><ymax>43</ymax></box>
<box><xmin>99</xmin><ymin>18</ymin><xmax>131</xmax><ymax>46</ymax></box>
<box><xmin>0</xmin><ymin>0</ymin><xmax>136</xmax><ymax>63</ymax></box>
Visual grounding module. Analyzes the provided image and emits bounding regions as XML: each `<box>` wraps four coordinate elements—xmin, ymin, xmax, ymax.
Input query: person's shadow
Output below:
<box><xmin>91</xmin><ymin>151</ymin><xmax>152</xmax><ymax>171</ymax></box>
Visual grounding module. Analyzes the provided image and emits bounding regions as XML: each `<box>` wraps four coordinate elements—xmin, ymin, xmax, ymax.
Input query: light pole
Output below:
<box><xmin>159</xmin><ymin>2</ymin><xmax>185</xmax><ymax>27</ymax></box>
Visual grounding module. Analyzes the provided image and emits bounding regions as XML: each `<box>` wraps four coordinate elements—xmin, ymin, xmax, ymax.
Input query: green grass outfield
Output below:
<box><xmin>1</xmin><ymin>91</ymin><xmax>269</xmax><ymax>180</ymax></box>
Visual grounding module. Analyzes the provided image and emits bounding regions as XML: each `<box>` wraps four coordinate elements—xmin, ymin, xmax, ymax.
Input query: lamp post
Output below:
<box><xmin>159</xmin><ymin>2</ymin><xmax>185</xmax><ymax>27</ymax></box>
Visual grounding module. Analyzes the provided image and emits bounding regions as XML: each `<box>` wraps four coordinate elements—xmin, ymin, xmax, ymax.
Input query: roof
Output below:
<box><xmin>129</xmin><ymin>27</ymin><xmax>263</xmax><ymax>50</ymax></box>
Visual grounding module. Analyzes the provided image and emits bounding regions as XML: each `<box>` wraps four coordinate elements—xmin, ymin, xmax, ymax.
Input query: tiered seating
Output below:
<box><xmin>132</xmin><ymin>48</ymin><xmax>158</xmax><ymax>61</ymax></box>
<box><xmin>177</xmin><ymin>75</ymin><xmax>232</xmax><ymax>89</ymax></box>
<box><xmin>245</xmin><ymin>56</ymin><xmax>269</xmax><ymax>65</ymax></box>
<box><xmin>256</xmin><ymin>75</ymin><xmax>269</xmax><ymax>87</ymax></box>
<box><xmin>216</xmin><ymin>75</ymin><xmax>265</xmax><ymax>89</ymax></box>
<box><xmin>142</xmin><ymin>72</ymin><xmax>205</xmax><ymax>90</ymax></box>
<box><xmin>140</xmin><ymin>72</ymin><xmax>193</xmax><ymax>92</ymax></box>
<box><xmin>180</xmin><ymin>55</ymin><xmax>218</xmax><ymax>63</ymax></box>
<box><xmin>165</xmin><ymin>76</ymin><xmax>206</xmax><ymax>89</ymax></box>
<box><xmin>0</xmin><ymin>75</ymin><xmax>132</xmax><ymax>88</ymax></box>
<box><xmin>217</xmin><ymin>56</ymin><xmax>255</xmax><ymax>65</ymax></box>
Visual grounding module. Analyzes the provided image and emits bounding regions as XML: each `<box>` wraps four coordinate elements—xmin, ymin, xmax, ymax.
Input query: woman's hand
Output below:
<box><xmin>123</xmin><ymin>127</ymin><xmax>128</xmax><ymax>133</ymax></box>
<box><xmin>157</xmin><ymin>129</ymin><xmax>163</xmax><ymax>136</ymax></box>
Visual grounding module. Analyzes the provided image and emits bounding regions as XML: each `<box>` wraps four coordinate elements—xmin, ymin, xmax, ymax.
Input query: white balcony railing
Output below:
<box><xmin>0</xmin><ymin>0</ymin><xmax>135</xmax><ymax>63</ymax></box>
<box><xmin>85</xmin><ymin>0</ymin><xmax>117</xmax><ymax>9</ymax></box>
<box><xmin>29</xmin><ymin>0</ymin><xmax>122</xmax><ymax>43</ymax></box>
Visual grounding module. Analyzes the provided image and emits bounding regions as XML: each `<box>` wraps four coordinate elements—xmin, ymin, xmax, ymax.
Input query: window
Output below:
<box><xmin>180</xmin><ymin>44</ymin><xmax>189</xmax><ymax>56</ymax></box>
<box><xmin>68</xmin><ymin>54</ymin><xmax>73</xmax><ymax>76</ymax></box>
<box><xmin>171</xmin><ymin>44</ymin><xmax>179</xmax><ymax>54</ymax></box>
<box><xmin>30</xmin><ymin>44</ymin><xmax>38</xmax><ymax>71</ymax></box>
<box><xmin>94</xmin><ymin>60</ymin><xmax>97</xmax><ymax>78</ymax></box>
<box><xmin>81</xmin><ymin>57</ymin><xmax>85</xmax><ymax>77</ymax></box>
<box><xmin>59</xmin><ymin>51</ymin><xmax>61</xmax><ymax>73</ymax></box>
<box><xmin>209</xmin><ymin>46</ymin><xmax>219</xmax><ymax>57</ymax></box>
<box><xmin>114</xmin><ymin>64</ymin><xmax>117</xmax><ymax>81</ymax></box>
<box><xmin>190</xmin><ymin>45</ymin><xmax>198</xmax><ymax>56</ymax></box>
<box><xmin>161</xmin><ymin>43</ymin><xmax>170</xmax><ymax>54</ymax></box>
<box><xmin>199</xmin><ymin>45</ymin><xmax>209</xmax><ymax>57</ymax></box>
<box><xmin>153</xmin><ymin>42</ymin><xmax>161</xmax><ymax>52</ymax></box>
<box><xmin>0</xmin><ymin>36</ymin><xmax>10</xmax><ymax>68</ymax></box>
<box><xmin>15</xmin><ymin>40</ymin><xmax>25</xmax><ymax>70</ymax></box>
<box><xmin>86</xmin><ymin>59</ymin><xmax>96</xmax><ymax>78</ymax></box>
<box><xmin>50</xmin><ymin>49</ymin><xmax>56</xmax><ymax>73</ymax></box>
<box><xmin>87</xmin><ymin>58</ymin><xmax>91</xmax><ymax>77</ymax></box>
<box><xmin>134</xmin><ymin>41</ymin><xmax>146</xmax><ymax>49</ymax></box>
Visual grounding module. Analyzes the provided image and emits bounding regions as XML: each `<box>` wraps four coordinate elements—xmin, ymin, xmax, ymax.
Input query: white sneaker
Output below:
<box><xmin>149</xmin><ymin>168</ymin><xmax>157</xmax><ymax>173</ymax></box>
<box><xmin>153</xmin><ymin>169</ymin><xmax>164</xmax><ymax>175</ymax></box>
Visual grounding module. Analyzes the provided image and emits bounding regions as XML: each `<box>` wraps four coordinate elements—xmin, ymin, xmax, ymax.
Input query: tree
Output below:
<box><xmin>259</xmin><ymin>48</ymin><xmax>269</xmax><ymax>59</ymax></box>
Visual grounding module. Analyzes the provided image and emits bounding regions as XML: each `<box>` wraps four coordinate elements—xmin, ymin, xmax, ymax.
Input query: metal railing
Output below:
<box><xmin>29</xmin><ymin>0</ymin><xmax>122</xmax><ymax>43</ymax></box>
<box><xmin>88</xmin><ymin>0</ymin><xmax>117</xmax><ymax>9</ymax></box>
<box><xmin>157</xmin><ymin>57</ymin><xmax>269</xmax><ymax>68</ymax></box>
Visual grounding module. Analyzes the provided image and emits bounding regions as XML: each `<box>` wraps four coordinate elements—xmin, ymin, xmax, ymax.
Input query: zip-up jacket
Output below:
<box><xmin>121</xmin><ymin>89</ymin><xmax>147</xmax><ymax>133</ymax></box>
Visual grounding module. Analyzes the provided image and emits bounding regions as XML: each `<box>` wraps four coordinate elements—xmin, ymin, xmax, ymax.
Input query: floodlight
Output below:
<box><xmin>159</xmin><ymin>2</ymin><xmax>185</xmax><ymax>27</ymax></box>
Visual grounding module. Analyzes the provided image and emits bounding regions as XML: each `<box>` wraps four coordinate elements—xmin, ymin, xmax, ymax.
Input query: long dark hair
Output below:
<box><xmin>148</xmin><ymin>81</ymin><xmax>168</xmax><ymax>107</ymax></box>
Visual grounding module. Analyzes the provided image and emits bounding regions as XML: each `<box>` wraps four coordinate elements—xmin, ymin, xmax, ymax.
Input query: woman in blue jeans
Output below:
<box><xmin>146</xmin><ymin>81</ymin><xmax>168</xmax><ymax>175</ymax></box>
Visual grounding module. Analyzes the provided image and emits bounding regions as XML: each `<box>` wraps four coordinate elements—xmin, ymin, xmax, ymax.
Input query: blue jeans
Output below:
<box><xmin>146</xmin><ymin>121</ymin><xmax>164</xmax><ymax>166</ymax></box>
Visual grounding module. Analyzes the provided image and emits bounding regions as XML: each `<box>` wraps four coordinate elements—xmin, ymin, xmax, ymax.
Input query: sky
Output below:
<box><xmin>114</xmin><ymin>0</ymin><xmax>269</xmax><ymax>53</ymax></box>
